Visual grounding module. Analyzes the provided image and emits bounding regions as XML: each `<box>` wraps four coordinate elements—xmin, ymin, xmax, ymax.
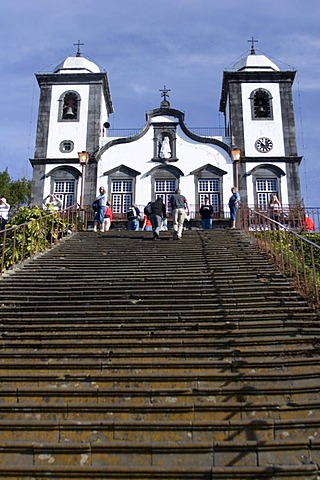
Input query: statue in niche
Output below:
<box><xmin>159</xmin><ymin>135</ymin><xmax>171</xmax><ymax>159</ymax></box>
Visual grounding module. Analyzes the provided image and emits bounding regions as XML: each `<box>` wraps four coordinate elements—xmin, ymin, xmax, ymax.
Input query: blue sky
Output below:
<box><xmin>0</xmin><ymin>0</ymin><xmax>319</xmax><ymax>206</ymax></box>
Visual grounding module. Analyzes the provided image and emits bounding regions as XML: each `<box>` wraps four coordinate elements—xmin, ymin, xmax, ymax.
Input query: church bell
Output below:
<box><xmin>64</xmin><ymin>107</ymin><xmax>75</xmax><ymax>119</ymax></box>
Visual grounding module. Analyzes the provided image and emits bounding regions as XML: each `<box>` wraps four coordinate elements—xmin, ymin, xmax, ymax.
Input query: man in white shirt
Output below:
<box><xmin>0</xmin><ymin>197</ymin><xmax>10</xmax><ymax>230</ymax></box>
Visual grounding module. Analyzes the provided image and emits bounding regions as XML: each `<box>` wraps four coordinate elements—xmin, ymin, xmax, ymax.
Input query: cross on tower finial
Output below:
<box><xmin>159</xmin><ymin>85</ymin><xmax>171</xmax><ymax>102</ymax></box>
<box><xmin>73</xmin><ymin>40</ymin><xmax>84</xmax><ymax>57</ymax></box>
<box><xmin>248</xmin><ymin>36</ymin><xmax>258</xmax><ymax>55</ymax></box>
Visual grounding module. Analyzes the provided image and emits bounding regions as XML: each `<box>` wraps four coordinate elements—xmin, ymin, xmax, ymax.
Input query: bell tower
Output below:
<box><xmin>30</xmin><ymin>44</ymin><xmax>113</xmax><ymax>207</ymax></box>
<box><xmin>219</xmin><ymin>39</ymin><xmax>302</xmax><ymax>207</ymax></box>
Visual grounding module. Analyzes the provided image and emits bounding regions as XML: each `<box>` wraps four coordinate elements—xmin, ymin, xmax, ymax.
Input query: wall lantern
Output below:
<box><xmin>230</xmin><ymin>147</ymin><xmax>241</xmax><ymax>190</ymax></box>
<box><xmin>78</xmin><ymin>151</ymin><xmax>90</xmax><ymax>210</ymax></box>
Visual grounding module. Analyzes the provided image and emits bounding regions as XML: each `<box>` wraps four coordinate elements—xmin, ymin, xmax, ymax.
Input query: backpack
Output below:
<box><xmin>126</xmin><ymin>207</ymin><xmax>136</xmax><ymax>221</ymax></box>
<box><xmin>229</xmin><ymin>194</ymin><xmax>240</xmax><ymax>207</ymax></box>
<box><xmin>92</xmin><ymin>199</ymin><xmax>100</xmax><ymax>212</ymax></box>
<box><xmin>144</xmin><ymin>202</ymin><xmax>153</xmax><ymax>217</ymax></box>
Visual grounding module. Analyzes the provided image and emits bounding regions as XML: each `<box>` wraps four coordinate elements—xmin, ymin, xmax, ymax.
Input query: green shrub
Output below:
<box><xmin>1</xmin><ymin>206</ymin><xmax>68</xmax><ymax>272</ymax></box>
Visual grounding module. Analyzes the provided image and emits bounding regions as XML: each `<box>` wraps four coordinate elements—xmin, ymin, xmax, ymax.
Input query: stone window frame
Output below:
<box><xmin>152</xmin><ymin>124</ymin><xmax>178</xmax><ymax>162</ymax></box>
<box><xmin>58</xmin><ymin>90</ymin><xmax>81</xmax><ymax>122</ymax></box>
<box><xmin>190</xmin><ymin>164</ymin><xmax>227</xmax><ymax>217</ymax></box>
<box><xmin>249</xmin><ymin>164</ymin><xmax>285</xmax><ymax>208</ymax></box>
<box><xmin>103</xmin><ymin>165</ymin><xmax>141</xmax><ymax>215</ymax></box>
<box><xmin>45</xmin><ymin>166</ymin><xmax>81</xmax><ymax>209</ymax></box>
<box><xmin>59</xmin><ymin>140</ymin><xmax>74</xmax><ymax>153</ymax></box>
<box><xmin>250</xmin><ymin>88</ymin><xmax>273</xmax><ymax>120</ymax></box>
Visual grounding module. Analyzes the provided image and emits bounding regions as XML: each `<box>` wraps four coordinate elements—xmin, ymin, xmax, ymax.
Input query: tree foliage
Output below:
<box><xmin>0</xmin><ymin>169</ymin><xmax>31</xmax><ymax>209</ymax></box>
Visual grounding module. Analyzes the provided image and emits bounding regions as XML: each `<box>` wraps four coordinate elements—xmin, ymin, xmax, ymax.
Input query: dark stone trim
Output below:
<box><xmin>219</xmin><ymin>70</ymin><xmax>296</xmax><ymax>112</ymax></box>
<box><xmin>36</xmin><ymin>72</ymin><xmax>113</xmax><ymax>114</ymax></box>
<box><xmin>145</xmin><ymin>164</ymin><xmax>184</xmax><ymax>178</ymax></box>
<box><xmin>190</xmin><ymin>163</ymin><xmax>228</xmax><ymax>177</ymax></box>
<box><xmin>30</xmin><ymin>158</ymin><xmax>81</xmax><ymax>166</ymax></box>
<box><xmin>34</xmin><ymin>85</ymin><xmax>52</xmax><ymax>159</ymax></box>
<box><xmin>245</xmin><ymin>164</ymin><xmax>286</xmax><ymax>178</ymax></box>
<box><xmin>241</xmin><ymin>156</ymin><xmax>302</xmax><ymax>164</ymax></box>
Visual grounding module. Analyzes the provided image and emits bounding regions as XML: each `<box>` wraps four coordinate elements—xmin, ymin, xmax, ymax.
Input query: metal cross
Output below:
<box><xmin>248</xmin><ymin>36</ymin><xmax>258</xmax><ymax>54</ymax></box>
<box><xmin>73</xmin><ymin>40</ymin><xmax>84</xmax><ymax>57</ymax></box>
<box><xmin>159</xmin><ymin>85</ymin><xmax>171</xmax><ymax>101</ymax></box>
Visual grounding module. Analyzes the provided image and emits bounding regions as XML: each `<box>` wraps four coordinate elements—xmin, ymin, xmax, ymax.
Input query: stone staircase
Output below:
<box><xmin>0</xmin><ymin>229</ymin><xmax>320</xmax><ymax>479</ymax></box>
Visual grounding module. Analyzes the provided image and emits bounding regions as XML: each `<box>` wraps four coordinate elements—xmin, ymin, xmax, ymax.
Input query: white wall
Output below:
<box><xmin>99</xmin><ymin>120</ymin><xmax>233</xmax><ymax>207</ymax></box>
<box><xmin>241</xmin><ymin>83</ymin><xmax>285</xmax><ymax>157</ymax></box>
<box><xmin>47</xmin><ymin>84</ymin><xmax>90</xmax><ymax>157</ymax></box>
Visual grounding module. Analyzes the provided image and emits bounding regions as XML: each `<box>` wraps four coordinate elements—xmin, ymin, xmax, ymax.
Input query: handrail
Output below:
<box><xmin>0</xmin><ymin>205</ymin><xmax>82</xmax><ymax>276</ymax></box>
<box><xmin>239</xmin><ymin>205</ymin><xmax>320</xmax><ymax>309</ymax></box>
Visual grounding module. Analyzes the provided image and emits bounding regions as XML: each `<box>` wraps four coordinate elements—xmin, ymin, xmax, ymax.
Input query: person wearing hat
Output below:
<box><xmin>0</xmin><ymin>197</ymin><xmax>10</xmax><ymax>231</ymax></box>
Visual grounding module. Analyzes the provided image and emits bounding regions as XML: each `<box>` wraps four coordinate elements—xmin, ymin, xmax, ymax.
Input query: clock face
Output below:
<box><xmin>255</xmin><ymin>137</ymin><xmax>273</xmax><ymax>153</ymax></box>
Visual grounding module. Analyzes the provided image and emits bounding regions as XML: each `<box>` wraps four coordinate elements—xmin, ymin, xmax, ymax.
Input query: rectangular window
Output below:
<box><xmin>155</xmin><ymin>179</ymin><xmax>176</xmax><ymax>212</ymax></box>
<box><xmin>256</xmin><ymin>178</ymin><xmax>278</xmax><ymax>208</ymax></box>
<box><xmin>54</xmin><ymin>180</ymin><xmax>75</xmax><ymax>208</ymax></box>
<box><xmin>198</xmin><ymin>179</ymin><xmax>219</xmax><ymax>193</ymax></box>
<box><xmin>111</xmin><ymin>180</ymin><xmax>133</xmax><ymax>213</ymax></box>
<box><xmin>198</xmin><ymin>179</ymin><xmax>220</xmax><ymax>213</ymax></box>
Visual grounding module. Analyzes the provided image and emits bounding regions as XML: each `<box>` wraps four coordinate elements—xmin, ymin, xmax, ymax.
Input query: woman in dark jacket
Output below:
<box><xmin>149</xmin><ymin>197</ymin><xmax>166</xmax><ymax>240</ymax></box>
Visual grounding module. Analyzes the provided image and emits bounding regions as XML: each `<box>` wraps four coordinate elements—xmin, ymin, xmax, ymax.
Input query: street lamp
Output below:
<box><xmin>230</xmin><ymin>146</ymin><xmax>241</xmax><ymax>190</ymax></box>
<box><xmin>78</xmin><ymin>151</ymin><xmax>89</xmax><ymax>210</ymax></box>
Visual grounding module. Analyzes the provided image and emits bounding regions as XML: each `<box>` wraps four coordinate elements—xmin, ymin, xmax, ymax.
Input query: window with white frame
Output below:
<box><xmin>198</xmin><ymin>179</ymin><xmax>220</xmax><ymax>213</ymax></box>
<box><xmin>54</xmin><ymin>180</ymin><xmax>75</xmax><ymax>208</ymax></box>
<box><xmin>256</xmin><ymin>178</ymin><xmax>278</xmax><ymax>208</ymax></box>
<box><xmin>111</xmin><ymin>180</ymin><xmax>133</xmax><ymax>213</ymax></box>
<box><xmin>155</xmin><ymin>179</ymin><xmax>176</xmax><ymax>212</ymax></box>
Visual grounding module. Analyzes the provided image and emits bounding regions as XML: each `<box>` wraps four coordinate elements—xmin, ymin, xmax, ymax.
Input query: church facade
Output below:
<box><xmin>30</xmin><ymin>45</ymin><xmax>302</xmax><ymax>217</ymax></box>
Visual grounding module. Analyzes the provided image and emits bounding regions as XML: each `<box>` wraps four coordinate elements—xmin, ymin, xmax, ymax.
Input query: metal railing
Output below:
<box><xmin>239</xmin><ymin>205</ymin><xmax>320</xmax><ymax>309</ymax></box>
<box><xmin>83</xmin><ymin>203</ymin><xmax>320</xmax><ymax>231</ymax></box>
<box><xmin>0</xmin><ymin>206</ymin><xmax>81</xmax><ymax>276</ymax></box>
<box><xmin>106</xmin><ymin>127</ymin><xmax>228</xmax><ymax>138</ymax></box>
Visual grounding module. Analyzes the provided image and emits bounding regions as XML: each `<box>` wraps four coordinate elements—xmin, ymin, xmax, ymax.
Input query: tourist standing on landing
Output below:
<box><xmin>228</xmin><ymin>187</ymin><xmax>240</xmax><ymax>229</ymax></box>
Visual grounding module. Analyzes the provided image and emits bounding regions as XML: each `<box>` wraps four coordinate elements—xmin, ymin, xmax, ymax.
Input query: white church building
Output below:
<box><xmin>30</xmin><ymin>43</ymin><xmax>302</xmax><ymax>218</ymax></box>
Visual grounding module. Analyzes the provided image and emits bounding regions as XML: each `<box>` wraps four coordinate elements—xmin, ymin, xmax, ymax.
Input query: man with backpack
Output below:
<box><xmin>147</xmin><ymin>197</ymin><xmax>166</xmax><ymax>240</ymax></box>
<box><xmin>126</xmin><ymin>204</ymin><xmax>140</xmax><ymax>231</ymax></box>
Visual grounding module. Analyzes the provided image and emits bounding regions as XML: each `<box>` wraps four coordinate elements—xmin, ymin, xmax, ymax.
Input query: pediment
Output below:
<box><xmin>190</xmin><ymin>163</ymin><xmax>227</xmax><ymax>177</ymax></box>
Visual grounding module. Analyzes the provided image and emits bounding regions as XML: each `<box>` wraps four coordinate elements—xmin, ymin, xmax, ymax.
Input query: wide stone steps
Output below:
<box><xmin>2</xmin><ymin>418</ymin><xmax>319</xmax><ymax>443</ymax></box>
<box><xmin>0</xmin><ymin>465</ymin><xmax>317</xmax><ymax>479</ymax></box>
<box><xmin>0</xmin><ymin>230</ymin><xmax>319</xmax><ymax>478</ymax></box>
<box><xmin>0</xmin><ymin>439</ymin><xmax>319</xmax><ymax>480</ymax></box>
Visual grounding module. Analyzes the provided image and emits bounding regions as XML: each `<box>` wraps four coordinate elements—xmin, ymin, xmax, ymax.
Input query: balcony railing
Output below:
<box><xmin>106</xmin><ymin>127</ymin><xmax>228</xmax><ymax>138</ymax></box>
